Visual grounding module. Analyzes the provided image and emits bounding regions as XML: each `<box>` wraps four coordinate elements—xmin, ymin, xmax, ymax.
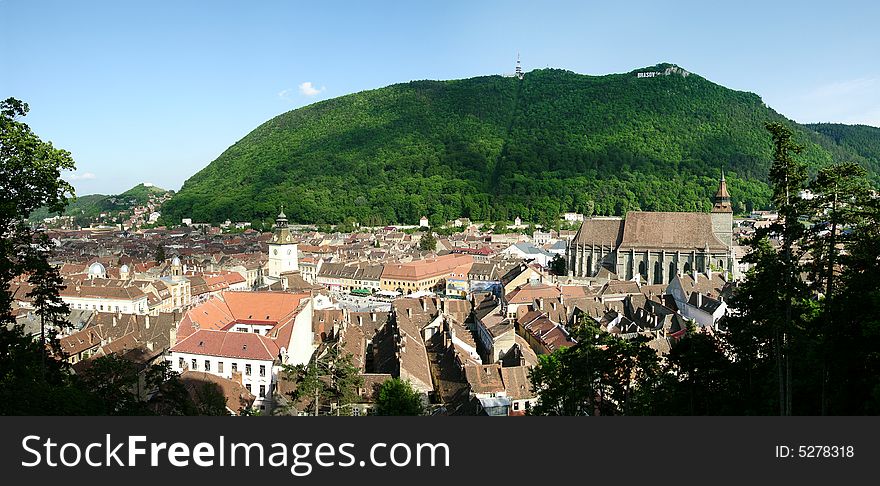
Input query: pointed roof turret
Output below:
<box><xmin>276</xmin><ymin>206</ymin><xmax>288</xmax><ymax>228</ymax></box>
<box><xmin>712</xmin><ymin>167</ymin><xmax>732</xmax><ymax>213</ymax></box>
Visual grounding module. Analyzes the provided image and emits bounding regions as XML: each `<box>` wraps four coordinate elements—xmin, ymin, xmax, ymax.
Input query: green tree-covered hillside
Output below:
<box><xmin>161</xmin><ymin>64</ymin><xmax>879</xmax><ymax>226</ymax></box>
<box><xmin>30</xmin><ymin>183</ymin><xmax>169</xmax><ymax>222</ymax></box>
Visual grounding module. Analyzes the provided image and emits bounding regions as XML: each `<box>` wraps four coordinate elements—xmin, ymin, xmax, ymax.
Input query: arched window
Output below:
<box><xmin>684</xmin><ymin>262</ymin><xmax>692</xmax><ymax>274</ymax></box>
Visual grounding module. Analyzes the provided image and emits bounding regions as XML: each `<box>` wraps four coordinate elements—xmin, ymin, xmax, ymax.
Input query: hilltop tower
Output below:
<box><xmin>267</xmin><ymin>207</ymin><xmax>298</xmax><ymax>279</ymax></box>
<box><xmin>515</xmin><ymin>53</ymin><xmax>523</xmax><ymax>79</ymax></box>
<box><xmin>711</xmin><ymin>168</ymin><xmax>733</xmax><ymax>247</ymax></box>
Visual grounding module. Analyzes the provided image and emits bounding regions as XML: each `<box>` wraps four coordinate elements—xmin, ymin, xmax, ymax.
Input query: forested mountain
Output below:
<box><xmin>806</xmin><ymin>123</ymin><xmax>880</xmax><ymax>172</ymax></box>
<box><xmin>160</xmin><ymin>63</ymin><xmax>880</xmax><ymax>226</ymax></box>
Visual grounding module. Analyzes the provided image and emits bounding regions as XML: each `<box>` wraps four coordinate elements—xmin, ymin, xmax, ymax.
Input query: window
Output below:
<box><xmin>513</xmin><ymin>401</ymin><xmax>520</xmax><ymax>411</ymax></box>
<box><xmin>192</xmin><ymin>359</ymin><xmax>198</xmax><ymax>370</ymax></box>
<box><xmin>237</xmin><ymin>327</ymin><xmax>247</xmax><ymax>333</ymax></box>
<box><xmin>246</xmin><ymin>384</ymin><xmax>251</xmax><ymax>393</ymax></box>
<box><xmin>352</xmin><ymin>407</ymin><xmax>361</xmax><ymax>417</ymax></box>
<box><xmin>218</xmin><ymin>362</ymin><xmax>224</xmax><ymax>373</ymax></box>
<box><xmin>259</xmin><ymin>385</ymin><xmax>266</xmax><ymax>398</ymax></box>
<box><xmin>253</xmin><ymin>329</ymin><xmax>260</xmax><ymax>334</ymax></box>
<box><xmin>259</xmin><ymin>365</ymin><xmax>266</xmax><ymax>377</ymax></box>
<box><xmin>231</xmin><ymin>363</ymin><xmax>238</xmax><ymax>373</ymax></box>
<box><xmin>178</xmin><ymin>357</ymin><xmax>184</xmax><ymax>369</ymax></box>
<box><xmin>245</xmin><ymin>364</ymin><xmax>251</xmax><ymax>376</ymax></box>
<box><xmin>204</xmin><ymin>360</ymin><xmax>211</xmax><ymax>372</ymax></box>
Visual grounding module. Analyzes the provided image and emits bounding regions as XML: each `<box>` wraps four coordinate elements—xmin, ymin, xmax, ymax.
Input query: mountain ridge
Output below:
<box><xmin>159</xmin><ymin>63</ymin><xmax>880</xmax><ymax>226</ymax></box>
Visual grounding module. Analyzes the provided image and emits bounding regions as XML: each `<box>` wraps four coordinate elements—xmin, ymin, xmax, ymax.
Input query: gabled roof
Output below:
<box><xmin>171</xmin><ymin>329</ymin><xmax>279</xmax><ymax>361</ymax></box>
<box><xmin>620</xmin><ymin>212</ymin><xmax>728</xmax><ymax>251</ymax></box>
<box><xmin>572</xmin><ymin>218</ymin><xmax>625</xmax><ymax>247</ymax></box>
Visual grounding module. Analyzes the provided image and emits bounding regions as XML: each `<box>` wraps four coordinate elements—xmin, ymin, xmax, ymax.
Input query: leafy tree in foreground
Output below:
<box><xmin>374</xmin><ymin>378</ymin><xmax>425</xmax><ymax>416</ymax></box>
<box><xmin>528</xmin><ymin>316</ymin><xmax>659</xmax><ymax>416</ymax></box>
<box><xmin>0</xmin><ymin>325</ymin><xmax>100</xmax><ymax>415</ymax></box>
<box><xmin>281</xmin><ymin>343</ymin><xmax>363</xmax><ymax>416</ymax></box>
<box><xmin>419</xmin><ymin>232</ymin><xmax>437</xmax><ymax>252</ymax></box>
<box><xmin>1</xmin><ymin>97</ymin><xmax>74</xmax><ymax>326</ymax></box>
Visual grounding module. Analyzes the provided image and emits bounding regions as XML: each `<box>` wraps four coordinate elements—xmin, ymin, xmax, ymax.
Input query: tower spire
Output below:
<box><xmin>712</xmin><ymin>167</ymin><xmax>732</xmax><ymax>213</ymax></box>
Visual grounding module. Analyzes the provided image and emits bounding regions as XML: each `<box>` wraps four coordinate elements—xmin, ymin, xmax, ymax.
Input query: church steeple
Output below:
<box><xmin>712</xmin><ymin>168</ymin><xmax>732</xmax><ymax>213</ymax></box>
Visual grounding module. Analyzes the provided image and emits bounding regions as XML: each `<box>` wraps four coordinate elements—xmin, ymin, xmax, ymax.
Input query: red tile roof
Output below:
<box><xmin>171</xmin><ymin>329</ymin><xmax>279</xmax><ymax>361</ymax></box>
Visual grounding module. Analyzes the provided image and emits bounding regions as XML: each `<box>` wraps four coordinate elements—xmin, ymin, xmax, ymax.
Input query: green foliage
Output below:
<box><xmin>26</xmin><ymin>239</ymin><xmax>70</xmax><ymax>348</ymax></box>
<box><xmin>550</xmin><ymin>254</ymin><xmax>566</xmax><ymax>276</ymax></box>
<box><xmin>281</xmin><ymin>344</ymin><xmax>363</xmax><ymax>416</ymax></box>
<box><xmin>419</xmin><ymin>232</ymin><xmax>437</xmax><ymax>251</ymax></box>
<box><xmin>374</xmin><ymin>378</ymin><xmax>425</xmax><ymax>416</ymax></box>
<box><xmin>155</xmin><ymin>245</ymin><xmax>166</xmax><ymax>264</ymax></box>
<box><xmin>807</xmin><ymin>123</ymin><xmax>880</xmax><ymax>178</ymax></box>
<box><xmin>529</xmin><ymin>317</ymin><xmax>660</xmax><ymax>415</ymax></box>
<box><xmin>529</xmin><ymin>122</ymin><xmax>880</xmax><ymax>416</ymax></box>
<box><xmin>162</xmin><ymin>65</ymin><xmax>880</xmax><ymax>225</ymax></box>
<box><xmin>0</xmin><ymin>325</ymin><xmax>102</xmax><ymax>415</ymax></box>
<box><xmin>28</xmin><ymin>183</ymin><xmax>170</xmax><ymax>222</ymax></box>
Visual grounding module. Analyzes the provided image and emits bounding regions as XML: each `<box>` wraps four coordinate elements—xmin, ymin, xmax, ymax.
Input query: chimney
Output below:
<box><xmin>145</xmin><ymin>315</ymin><xmax>150</xmax><ymax>329</ymax></box>
<box><xmin>170</xmin><ymin>325</ymin><xmax>177</xmax><ymax>346</ymax></box>
<box><xmin>421</xmin><ymin>298</ymin><xmax>427</xmax><ymax>312</ymax></box>
<box><xmin>406</xmin><ymin>308</ymin><xmax>412</xmax><ymax>318</ymax></box>
<box><xmin>537</xmin><ymin>298</ymin><xmax>544</xmax><ymax>310</ymax></box>
<box><xmin>707</xmin><ymin>265</ymin><xmax>713</xmax><ymax>281</ymax></box>
<box><xmin>358</xmin><ymin>315</ymin><xmax>363</xmax><ymax>326</ymax></box>
<box><xmin>696</xmin><ymin>293</ymin><xmax>702</xmax><ymax>308</ymax></box>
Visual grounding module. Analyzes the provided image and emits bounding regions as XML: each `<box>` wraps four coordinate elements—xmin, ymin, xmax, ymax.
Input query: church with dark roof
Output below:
<box><xmin>566</xmin><ymin>173</ymin><xmax>736</xmax><ymax>283</ymax></box>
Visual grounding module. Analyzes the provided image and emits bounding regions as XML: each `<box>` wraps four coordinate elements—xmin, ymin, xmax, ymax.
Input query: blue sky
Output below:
<box><xmin>2</xmin><ymin>0</ymin><xmax>879</xmax><ymax>196</ymax></box>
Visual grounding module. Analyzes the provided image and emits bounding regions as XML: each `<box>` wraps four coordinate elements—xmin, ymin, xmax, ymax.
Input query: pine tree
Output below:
<box><xmin>26</xmin><ymin>241</ymin><xmax>70</xmax><ymax>356</ymax></box>
<box><xmin>155</xmin><ymin>245</ymin><xmax>166</xmax><ymax>264</ymax></box>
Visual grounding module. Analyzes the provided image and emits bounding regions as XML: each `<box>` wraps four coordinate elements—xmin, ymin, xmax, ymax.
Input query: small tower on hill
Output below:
<box><xmin>515</xmin><ymin>53</ymin><xmax>523</xmax><ymax>79</ymax></box>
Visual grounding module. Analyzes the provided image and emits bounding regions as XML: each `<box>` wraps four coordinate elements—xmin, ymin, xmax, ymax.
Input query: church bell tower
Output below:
<box><xmin>711</xmin><ymin>168</ymin><xmax>733</xmax><ymax>248</ymax></box>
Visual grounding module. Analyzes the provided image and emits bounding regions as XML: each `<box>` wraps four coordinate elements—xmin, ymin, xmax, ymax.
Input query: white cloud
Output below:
<box><xmin>278</xmin><ymin>88</ymin><xmax>292</xmax><ymax>101</ymax></box>
<box><xmin>298</xmin><ymin>81</ymin><xmax>325</xmax><ymax>97</ymax></box>
<box><xmin>785</xmin><ymin>76</ymin><xmax>880</xmax><ymax>127</ymax></box>
<box><xmin>807</xmin><ymin>77</ymin><xmax>877</xmax><ymax>100</ymax></box>
<box><xmin>68</xmin><ymin>172</ymin><xmax>96</xmax><ymax>181</ymax></box>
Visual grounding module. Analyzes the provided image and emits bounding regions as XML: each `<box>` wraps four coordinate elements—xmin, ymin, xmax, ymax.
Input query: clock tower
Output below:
<box><xmin>267</xmin><ymin>208</ymin><xmax>298</xmax><ymax>279</ymax></box>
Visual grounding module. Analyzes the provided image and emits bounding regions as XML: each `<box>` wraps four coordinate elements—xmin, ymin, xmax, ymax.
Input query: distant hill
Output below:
<box><xmin>152</xmin><ymin>63</ymin><xmax>878</xmax><ymax>225</ymax></box>
<box><xmin>29</xmin><ymin>183</ymin><xmax>171</xmax><ymax>222</ymax></box>
<box><xmin>805</xmin><ymin>123</ymin><xmax>880</xmax><ymax>170</ymax></box>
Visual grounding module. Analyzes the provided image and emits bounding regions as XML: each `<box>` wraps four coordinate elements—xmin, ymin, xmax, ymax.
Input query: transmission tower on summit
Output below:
<box><xmin>515</xmin><ymin>53</ymin><xmax>523</xmax><ymax>79</ymax></box>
